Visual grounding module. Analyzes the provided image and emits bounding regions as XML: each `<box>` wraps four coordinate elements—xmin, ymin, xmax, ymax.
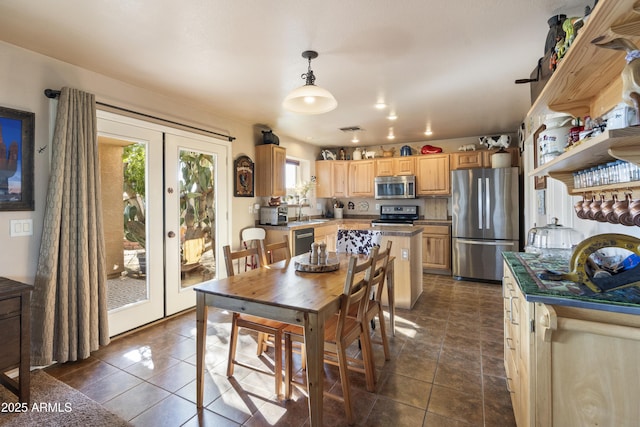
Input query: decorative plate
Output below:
<box><xmin>358</xmin><ymin>201</ymin><xmax>369</xmax><ymax>211</ymax></box>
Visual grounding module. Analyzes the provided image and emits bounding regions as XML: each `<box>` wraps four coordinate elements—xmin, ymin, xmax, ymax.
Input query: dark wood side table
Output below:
<box><xmin>0</xmin><ymin>277</ymin><xmax>32</xmax><ymax>403</ymax></box>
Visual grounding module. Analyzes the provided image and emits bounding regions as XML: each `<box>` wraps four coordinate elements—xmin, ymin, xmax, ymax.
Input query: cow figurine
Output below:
<box><xmin>362</xmin><ymin>149</ymin><xmax>376</xmax><ymax>159</ymax></box>
<box><xmin>479</xmin><ymin>135</ymin><xmax>510</xmax><ymax>150</ymax></box>
<box><xmin>321</xmin><ymin>150</ymin><xmax>336</xmax><ymax>160</ymax></box>
<box><xmin>458</xmin><ymin>143</ymin><xmax>476</xmax><ymax>151</ymax></box>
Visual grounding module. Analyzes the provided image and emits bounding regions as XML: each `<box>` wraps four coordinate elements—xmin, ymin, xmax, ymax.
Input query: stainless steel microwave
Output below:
<box><xmin>374</xmin><ymin>175</ymin><xmax>416</xmax><ymax>199</ymax></box>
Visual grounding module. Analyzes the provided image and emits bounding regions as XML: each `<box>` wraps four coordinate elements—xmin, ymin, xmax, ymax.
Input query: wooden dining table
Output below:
<box><xmin>194</xmin><ymin>252</ymin><xmax>395</xmax><ymax>427</ymax></box>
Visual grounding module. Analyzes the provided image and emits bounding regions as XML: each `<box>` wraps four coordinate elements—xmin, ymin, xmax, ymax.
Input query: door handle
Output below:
<box><xmin>477</xmin><ymin>178</ymin><xmax>483</xmax><ymax>229</ymax></box>
<box><xmin>168</xmin><ymin>231</ymin><xmax>176</xmax><ymax>238</ymax></box>
<box><xmin>485</xmin><ymin>177</ymin><xmax>490</xmax><ymax>230</ymax></box>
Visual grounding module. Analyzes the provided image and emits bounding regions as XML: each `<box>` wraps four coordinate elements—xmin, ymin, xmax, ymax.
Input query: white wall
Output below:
<box><xmin>0</xmin><ymin>41</ymin><xmax>320</xmax><ymax>283</ymax></box>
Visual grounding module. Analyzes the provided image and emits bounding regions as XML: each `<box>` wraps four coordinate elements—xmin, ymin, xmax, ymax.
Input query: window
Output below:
<box><xmin>285</xmin><ymin>159</ymin><xmax>300</xmax><ymax>193</ymax></box>
<box><xmin>285</xmin><ymin>157</ymin><xmax>313</xmax><ymax>202</ymax></box>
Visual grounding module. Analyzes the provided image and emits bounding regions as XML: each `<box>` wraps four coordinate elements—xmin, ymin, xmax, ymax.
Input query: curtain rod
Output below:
<box><xmin>44</xmin><ymin>89</ymin><xmax>236</xmax><ymax>142</ymax></box>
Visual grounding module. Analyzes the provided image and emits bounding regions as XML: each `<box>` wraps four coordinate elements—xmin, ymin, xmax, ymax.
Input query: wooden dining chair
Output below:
<box><xmin>222</xmin><ymin>245</ymin><xmax>287</xmax><ymax>398</ymax></box>
<box><xmin>283</xmin><ymin>247</ymin><xmax>381</xmax><ymax>425</ymax></box>
<box><xmin>255</xmin><ymin>235</ymin><xmax>296</xmax><ymax>361</ymax></box>
<box><xmin>258</xmin><ymin>235</ymin><xmax>291</xmax><ymax>266</ymax></box>
<box><xmin>241</xmin><ymin>227</ymin><xmax>266</xmax><ymax>271</ymax></box>
<box><xmin>355</xmin><ymin>240</ymin><xmax>393</xmax><ymax>361</ymax></box>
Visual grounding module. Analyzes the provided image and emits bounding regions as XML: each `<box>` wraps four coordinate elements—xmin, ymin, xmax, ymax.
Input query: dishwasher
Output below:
<box><xmin>293</xmin><ymin>228</ymin><xmax>315</xmax><ymax>256</ymax></box>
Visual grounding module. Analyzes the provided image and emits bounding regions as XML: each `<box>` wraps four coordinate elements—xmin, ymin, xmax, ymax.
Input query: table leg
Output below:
<box><xmin>196</xmin><ymin>292</ymin><xmax>208</xmax><ymax>408</ymax></box>
<box><xmin>386</xmin><ymin>258</ymin><xmax>396</xmax><ymax>336</ymax></box>
<box><xmin>304</xmin><ymin>312</ymin><xmax>324</xmax><ymax>427</ymax></box>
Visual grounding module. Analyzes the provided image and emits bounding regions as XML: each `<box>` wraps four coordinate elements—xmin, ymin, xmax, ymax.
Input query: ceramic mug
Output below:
<box><xmin>582</xmin><ymin>195</ymin><xmax>594</xmax><ymax>220</ymax></box>
<box><xmin>591</xmin><ymin>194</ymin><xmax>606</xmax><ymax>222</ymax></box>
<box><xmin>614</xmin><ymin>193</ymin><xmax>634</xmax><ymax>226</ymax></box>
<box><xmin>574</xmin><ymin>198</ymin><xmax>586</xmax><ymax>218</ymax></box>
<box><xmin>601</xmin><ymin>195</ymin><xmax>618</xmax><ymax>224</ymax></box>
<box><xmin>629</xmin><ymin>198</ymin><xmax>640</xmax><ymax>226</ymax></box>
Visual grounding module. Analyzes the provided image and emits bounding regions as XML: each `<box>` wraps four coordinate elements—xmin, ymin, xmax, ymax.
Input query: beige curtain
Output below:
<box><xmin>31</xmin><ymin>87</ymin><xmax>109</xmax><ymax>365</ymax></box>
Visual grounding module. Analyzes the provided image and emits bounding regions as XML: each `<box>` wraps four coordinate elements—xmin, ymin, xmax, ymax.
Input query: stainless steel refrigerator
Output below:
<box><xmin>452</xmin><ymin>167</ymin><xmax>519</xmax><ymax>281</ymax></box>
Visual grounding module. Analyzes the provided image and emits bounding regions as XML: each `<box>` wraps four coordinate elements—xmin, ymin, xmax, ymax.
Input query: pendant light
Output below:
<box><xmin>283</xmin><ymin>50</ymin><xmax>337</xmax><ymax>114</ymax></box>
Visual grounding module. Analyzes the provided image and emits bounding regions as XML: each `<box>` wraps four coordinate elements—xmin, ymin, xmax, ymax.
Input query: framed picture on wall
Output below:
<box><xmin>0</xmin><ymin>106</ymin><xmax>34</xmax><ymax>211</ymax></box>
<box><xmin>234</xmin><ymin>155</ymin><xmax>254</xmax><ymax>197</ymax></box>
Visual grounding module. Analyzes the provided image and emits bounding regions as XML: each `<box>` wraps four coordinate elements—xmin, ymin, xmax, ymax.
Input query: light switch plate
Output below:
<box><xmin>10</xmin><ymin>219</ymin><xmax>33</xmax><ymax>237</ymax></box>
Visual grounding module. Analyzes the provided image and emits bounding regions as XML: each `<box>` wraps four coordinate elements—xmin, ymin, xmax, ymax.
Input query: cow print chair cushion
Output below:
<box><xmin>336</xmin><ymin>229</ymin><xmax>382</xmax><ymax>255</ymax></box>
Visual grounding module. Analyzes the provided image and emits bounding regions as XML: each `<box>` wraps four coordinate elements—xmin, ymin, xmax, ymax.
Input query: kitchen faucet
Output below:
<box><xmin>297</xmin><ymin>198</ymin><xmax>309</xmax><ymax>221</ymax></box>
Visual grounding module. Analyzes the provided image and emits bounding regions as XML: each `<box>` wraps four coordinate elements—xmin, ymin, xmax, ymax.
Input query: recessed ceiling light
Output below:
<box><xmin>375</xmin><ymin>102</ymin><xmax>387</xmax><ymax>110</ymax></box>
<box><xmin>424</xmin><ymin>130</ymin><xmax>433</xmax><ymax>136</ymax></box>
<box><xmin>387</xmin><ymin>112</ymin><xmax>398</xmax><ymax>120</ymax></box>
<box><xmin>387</xmin><ymin>127</ymin><xmax>395</xmax><ymax>140</ymax></box>
<box><xmin>351</xmin><ymin>134</ymin><xmax>360</xmax><ymax>143</ymax></box>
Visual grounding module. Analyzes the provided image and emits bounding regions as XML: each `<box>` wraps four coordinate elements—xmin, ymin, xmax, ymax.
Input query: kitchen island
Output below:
<box><xmin>502</xmin><ymin>252</ymin><xmax>640</xmax><ymax>427</ymax></box>
<box><xmin>261</xmin><ymin>220</ymin><xmax>423</xmax><ymax>309</ymax></box>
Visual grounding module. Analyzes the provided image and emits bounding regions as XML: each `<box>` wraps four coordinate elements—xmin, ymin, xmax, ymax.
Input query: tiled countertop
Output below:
<box><xmin>503</xmin><ymin>251</ymin><xmax>640</xmax><ymax>315</ymax></box>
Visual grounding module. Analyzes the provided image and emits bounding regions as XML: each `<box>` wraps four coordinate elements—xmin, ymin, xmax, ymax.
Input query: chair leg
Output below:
<box><xmin>376</xmin><ymin>305</ymin><xmax>391</xmax><ymax>361</ymax></box>
<box><xmin>301</xmin><ymin>345</ymin><xmax>307</xmax><ymax>370</ymax></box>
<box><xmin>359</xmin><ymin>325</ymin><xmax>377</xmax><ymax>392</ymax></box>
<box><xmin>227</xmin><ymin>313</ymin><xmax>240</xmax><ymax>377</ymax></box>
<box><xmin>256</xmin><ymin>332</ymin><xmax>267</xmax><ymax>356</ymax></box>
<box><xmin>274</xmin><ymin>330</ymin><xmax>283</xmax><ymax>398</ymax></box>
<box><xmin>284</xmin><ymin>333</ymin><xmax>293</xmax><ymax>400</ymax></box>
<box><xmin>336</xmin><ymin>342</ymin><xmax>355</xmax><ymax>425</ymax></box>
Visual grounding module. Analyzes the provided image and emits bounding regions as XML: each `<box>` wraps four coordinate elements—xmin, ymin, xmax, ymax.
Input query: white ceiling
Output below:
<box><xmin>0</xmin><ymin>0</ymin><xmax>587</xmax><ymax>147</ymax></box>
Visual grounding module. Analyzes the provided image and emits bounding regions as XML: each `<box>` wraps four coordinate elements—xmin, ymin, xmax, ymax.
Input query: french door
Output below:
<box><xmin>97</xmin><ymin>111</ymin><xmax>230</xmax><ymax>336</ymax></box>
<box><xmin>164</xmin><ymin>132</ymin><xmax>229</xmax><ymax>315</ymax></box>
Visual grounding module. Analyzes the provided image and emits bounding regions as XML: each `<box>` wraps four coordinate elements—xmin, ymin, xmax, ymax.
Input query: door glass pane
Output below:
<box><xmin>100</xmin><ymin>139</ymin><xmax>149</xmax><ymax>311</ymax></box>
<box><xmin>179</xmin><ymin>149</ymin><xmax>216</xmax><ymax>288</ymax></box>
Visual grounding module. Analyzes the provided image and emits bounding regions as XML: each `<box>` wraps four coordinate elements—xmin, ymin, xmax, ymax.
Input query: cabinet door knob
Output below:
<box><xmin>168</xmin><ymin>231</ymin><xmax>176</xmax><ymax>238</ymax></box>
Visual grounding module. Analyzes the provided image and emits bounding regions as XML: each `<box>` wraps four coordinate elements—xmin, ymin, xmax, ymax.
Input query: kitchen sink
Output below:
<box><xmin>287</xmin><ymin>219</ymin><xmax>331</xmax><ymax>226</ymax></box>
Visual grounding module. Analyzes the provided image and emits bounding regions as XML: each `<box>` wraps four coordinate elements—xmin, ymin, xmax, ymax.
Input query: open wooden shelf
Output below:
<box><xmin>531</xmin><ymin>127</ymin><xmax>640</xmax><ymax>177</ymax></box>
<box><xmin>527</xmin><ymin>0</ymin><xmax>640</xmax><ymax>121</ymax></box>
<box><xmin>530</xmin><ymin>126</ymin><xmax>640</xmax><ymax>193</ymax></box>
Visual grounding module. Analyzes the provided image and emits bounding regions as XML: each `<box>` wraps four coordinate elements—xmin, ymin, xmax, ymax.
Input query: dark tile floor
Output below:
<box><xmin>45</xmin><ymin>274</ymin><xmax>516</xmax><ymax>426</ymax></box>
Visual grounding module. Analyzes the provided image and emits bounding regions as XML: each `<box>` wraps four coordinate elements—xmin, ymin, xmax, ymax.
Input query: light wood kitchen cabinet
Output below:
<box><xmin>503</xmin><ymin>264</ymin><xmax>533</xmax><ymax>427</ymax></box>
<box><xmin>348</xmin><ymin>159</ymin><xmax>375</xmax><ymax>197</ymax></box>
<box><xmin>255</xmin><ymin>144</ymin><xmax>286</xmax><ymax>197</ymax></box>
<box><xmin>375</xmin><ymin>157</ymin><xmax>415</xmax><ymax>176</ymax></box>
<box><xmin>416</xmin><ymin>154</ymin><xmax>450</xmax><ymax>195</ymax></box>
<box><xmin>315</xmin><ymin>160</ymin><xmax>332</xmax><ymax>198</ymax></box>
<box><xmin>421</xmin><ymin>225</ymin><xmax>450</xmax><ymax>273</ymax></box>
<box><xmin>315</xmin><ymin>160</ymin><xmax>348</xmax><ymax>198</ymax></box>
<box><xmin>503</xmin><ymin>259</ymin><xmax>640</xmax><ymax>427</ymax></box>
<box><xmin>375</xmin><ymin>158</ymin><xmax>394</xmax><ymax>176</ymax></box>
<box><xmin>313</xmin><ymin>223</ymin><xmax>338</xmax><ymax>252</ymax></box>
<box><xmin>450</xmin><ymin>150</ymin><xmax>485</xmax><ymax>170</ymax></box>
<box><xmin>451</xmin><ymin>147</ymin><xmax>520</xmax><ymax>170</ymax></box>
<box><xmin>333</xmin><ymin>161</ymin><xmax>348</xmax><ymax>197</ymax></box>
<box><xmin>338</xmin><ymin>220</ymin><xmax>372</xmax><ymax>231</ymax></box>
<box><xmin>393</xmin><ymin>157</ymin><xmax>416</xmax><ymax>175</ymax></box>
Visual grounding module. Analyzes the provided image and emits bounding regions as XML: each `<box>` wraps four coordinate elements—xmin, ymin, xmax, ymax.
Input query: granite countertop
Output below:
<box><xmin>259</xmin><ymin>219</ymin><xmax>423</xmax><ymax>236</ymax></box>
<box><xmin>503</xmin><ymin>251</ymin><xmax>640</xmax><ymax>315</ymax></box>
<box><xmin>413</xmin><ymin>219</ymin><xmax>451</xmax><ymax>225</ymax></box>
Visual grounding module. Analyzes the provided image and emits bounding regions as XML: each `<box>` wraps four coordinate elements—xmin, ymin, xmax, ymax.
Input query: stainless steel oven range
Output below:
<box><xmin>371</xmin><ymin>205</ymin><xmax>419</xmax><ymax>226</ymax></box>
